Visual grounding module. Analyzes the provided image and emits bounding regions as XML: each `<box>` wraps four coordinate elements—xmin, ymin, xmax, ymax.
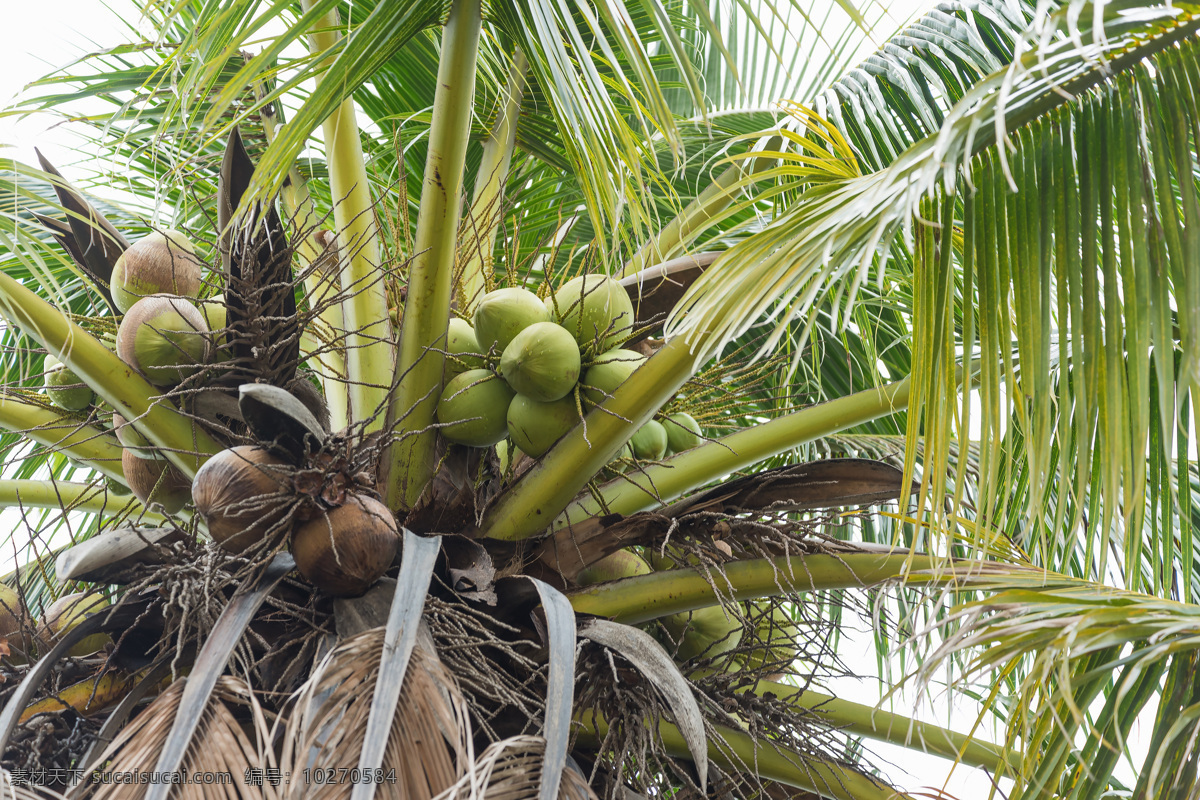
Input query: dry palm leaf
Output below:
<box><xmin>1</xmin><ymin>772</ymin><xmax>69</xmax><ymax>799</ymax></box>
<box><xmin>70</xmin><ymin>677</ymin><xmax>275</xmax><ymax>800</ymax></box>
<box><xmin>433</xmin><ymin>736</ymin><xmax>597</xmax><ymax>800</ymax></box>
<box><xmin>279</xmin><ymin>630</ymin><xmax>470</xmax><ymax>800</ymax></box>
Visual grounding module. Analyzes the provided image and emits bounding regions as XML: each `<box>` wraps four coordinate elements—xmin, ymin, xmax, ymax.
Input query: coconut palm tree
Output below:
<box><xmin>2</xmin><ymin>0</ymin><xmax>1200</xmax><ymax>797</ymax></box>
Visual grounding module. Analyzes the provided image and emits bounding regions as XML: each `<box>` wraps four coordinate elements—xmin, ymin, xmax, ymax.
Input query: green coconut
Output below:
<box><xmin>121</xmin><ymin>448</ymin><xmax>191</xmax><ymax>513</ymax></box>
<box><xmin>0</xmin><ymin>583</ymin><xmax>31</xmax><ymax>663</ymax></box>
<box><xmin>663</xmin><ymin>412</ymin><xmax>702</xmax><ymax>452</ymax></box>
<box><xmin>546</xmin><ymin>274</ymin><xmax>635</xmax><ymax>351</ymax></box>
<box><xmin>575</xmin><ymin>548</ymin><xmax>652</xmax><ymax>586</ymax></box>
<box><xmin>111</xmin><ymin>229</ymin><xmax>203</xmax><ymax>313</ymax></box>
<box><xmin>437</xmin><ymin>369</ymin><xmax>516</xmax><ymax>447</ymax></box>
<box><xmin>660</xmin><ymin>606</ymin><xmax>743</xmax><ymax>661</ymax></box>
<box><xmin>112</xmin><ymin>412</ymin><xmax>153</xmax><ymax>458</ymax></box>
<box><xmin>499</xmin><ymin>322</ymin><xmax>581</xmax><ymax>402</ymax></box>
<box><xmin>507</xmin><ymin>393</ymin><xmax>580</xmax><ymax>457</ymax></box>
<box><xmin>473</xmin><ymin>287</ymin><xmax>551</xmax><ymax>355</ymax></box>
<box><xmin>43</xmin><ymin>354</ymin><xmax>93</xmax><ymax>411</ymax></box>
<box><xmin>630</xmin><ymin>419</ymin><xmax>668</xmax><ymax>460</ymax></box>
<box><xmin>198</xmin><ymin>294</ymin><xmax>231</xmax><ymax>356</ymax></box>
<box><xmin>736</xmin><ymin>601</ymin><xmax>800</xmax><ymax>676</ymax></box>
<box><xmin>36</xmin><ymin>592</ymin><xmax>112</xmax><ymax>657</ymax></box>
<box><xmin>116</xmin><ymin>295</ymin><xmax>210</xmax><ymax>386</ymax></box>
<box><xmin>446</xmin><ymin>317</ymin><xmax>484</xmax><ymax>377</ymax></box>
<box><xmin>581</xmin><ymin>348</ymin><xmax>646</xmax><ymax>407</ymax></box>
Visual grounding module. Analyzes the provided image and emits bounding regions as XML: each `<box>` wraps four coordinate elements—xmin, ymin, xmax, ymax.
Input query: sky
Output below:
<box><xmin>0</xmin><ymin>1</ymin><xmax>1145</xmax><ymax>798</ymax></box>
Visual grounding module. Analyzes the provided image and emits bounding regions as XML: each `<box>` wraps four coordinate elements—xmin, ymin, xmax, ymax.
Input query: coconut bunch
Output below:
<box><xmin>191</xmin><ymin>388</ymin><xmax>399</xmax><ymax>598</ymax></box>
<box><xmin>95</xmin><ymin>229</ymin><xmax>219</xmax><ymax>510</ymax></box>
<box><xmin>435</xmin><ymin>274</ymin><xmax>704</xmax><ymax>461</ymax></box>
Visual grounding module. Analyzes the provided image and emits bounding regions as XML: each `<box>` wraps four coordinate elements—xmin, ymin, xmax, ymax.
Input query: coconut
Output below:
<box><xmin>105</xmin><ymin>475</ymin><xmax>133</xmax><ymax>497</ymax></box>
<box><xmin>660</xmin><ymin>606</ymin><xmax>743</xmax><ymax>661</ymax></box>
<box><xmin>36</xmin><ymin>592</ymin><xmax>112</xmax><ymax>657</ymax></box>
<box><xmin>499</xmin><ymin>322</ymin><xmax>581</xmax><ymax>402</ymax></box>
<box><xmin>437</xmin><ymin>369</ymin><xmax>516</xmax><ymax>447</ymax></box>
<box><xmin>663</xmin><ymin>412</ymin><xmax>701</xmax><ymax>452</ymax></box>
<box><xmin>291</xmin><ymin>494</ymin><xmax>399</xmax><ymax>597</ymax></box>
<box><xmin>116</xmin><ymin>295</ymin><xmax>210</xmax><ymax>386</ymax></box>
<box><xmin>507</xmin><ymin>393</ymin><xmax>579</xmax><ymax>457</ymax></box>
<box><xmin>111</xmin><ymin>229</ymin><xmax>203</xmax><ymax>313</ymax></box>
<box><xmin>43</xmin><ymin>354</ymin><xmax>93</xmax><ymax>411</ymax></box>
<box><xmin>472</xmin><ymin>287</ymin><xmax>551</xmax><ymax>355</ymax></box>
<box><xmin>112</xmin><ymin>411</ymin><xmax>154</xmax><ymax>458</ymax></box>
<box><xmin>0</xmin><ymin>583</ymin><xmax>31</xmax><ymax>663</ymax></box>
<box><xmin>575</xmin><ymin>549</ymin><xmax>651</xmax><ymax>586</ymax></box>
<box><xmin>630</xmin><ymin>420</ymin><xmax>668</xmax><ymax>460</ymax></box>
<box><xmin>192</xmin><ymin>446</ymin><xmax>293</xmax><ymax>552</ymax></box>
<box><xmin>121</xmin><ymin>449</ymin><xmax>192</xmax><ymax>513</ymax></box>
<box><xmin>198</xmin><ymin>294</ymin><xmax>231</xmax><ymax>356</ymax></box>
<box><xmin>546</xmin><ymin>274</ymin><xmax>634</xmax><ymax>351</ymax></box>
<box><xmin>446</xmin><ymin>318</ymin><xmax>484</xmax><ymax>377</ymax></box>
<box><xmin>581</xmin><ymin>348</ymin><xmax>646</xmax><ymax>407</ymax></box>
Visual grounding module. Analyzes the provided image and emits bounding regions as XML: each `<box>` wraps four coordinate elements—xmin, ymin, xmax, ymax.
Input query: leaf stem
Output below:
<box><xmin>0</xmin><ymin>396</ymin><xmax>125</xmax><ymax>483</ymax></box>
<box><xmin>383</xmin><ymin>0</ymin><xmax>484</xmax><ymax>510</ymax></box>
<box><xmin>558</xmin><ymin>377</ymin><xmax>910</xmax><ymax>528</ymax></box>
<box><xmin>0</xmin><ymin>479</ymin><xmax>156</xmax><ymax>520</ymax></box>
<box><xmin>575</xmin><ymin>708</ymin><xmax>913</xmax><ymax>800</ymax></box>
<box><xmin>303</xmin><ymin>1</ymin><xmax>393</xmax><ymax>430</ymax></box>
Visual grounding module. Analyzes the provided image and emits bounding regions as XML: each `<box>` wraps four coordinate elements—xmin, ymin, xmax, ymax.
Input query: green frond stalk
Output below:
<box><xmin>303</xmin><ymin>1</ymin><xmax>393</xmax><ymax>430</ymax></box>
<box><xmin>576</xmin><ymin>709</ymin><xmax>915</xmax><ymax>800</ymax></box>
<box><xmin>568</xmin><ymin>552</ymin><xmax>955</xmax><ymax>623</ymax></box>
<box><xmin>256</xmin><ymin>77</ymin><xmax>351</xmax><ymax>430</ymax></box>
<box><xmin>726</xmin><ymin>677</ymin><xmax>1020</xmax><ymax>775</ymax></box>
<box><xmin>0</xmin><ymin>272</ymin><xmax>221</xmax><ymax>478</ymax></box>
<box><xmin>0</xmin><ymin>479</ymin><xmax>157</xmax><ymax>520</ymax></box>
<box><xmin>558</xmin><ymin>377</ymin><xmax>911</xmax><ymax>528</ymax></box>
<box><xmin>460</xmin><ymin>48</ymin><xmax>528</xmax><ymax>311</ymax></box>
<box><xmin>383</xmin><ymin>0</ymin><xmax>485</xmax><ymax>510</ymax></box>
<box><xmin>477</xmin><ymin>335</ymin><xmax>699</xmax><ymax>541</ymax></box>
<box><xmin>0</xmin><ymin>395</ymin><xmax>124</xmax><ymax>483</ymax></box>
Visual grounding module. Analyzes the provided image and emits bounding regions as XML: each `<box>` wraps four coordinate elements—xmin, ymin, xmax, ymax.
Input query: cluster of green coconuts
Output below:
<box><xmin>435</xmin><ymin>275</ymin><xmax>702</xmax><ymax>463</ymax></box>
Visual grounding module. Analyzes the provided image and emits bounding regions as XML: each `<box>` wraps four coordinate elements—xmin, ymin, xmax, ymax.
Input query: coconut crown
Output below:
<box><xmin>111</xmin><ymin>229</ymin><xmax>204</xmax><ymax>313</ymax></box>
<box><xmin>115</xmin><ymin>294</ymin><xmax>211</xmax><ymax>386</ymax></box>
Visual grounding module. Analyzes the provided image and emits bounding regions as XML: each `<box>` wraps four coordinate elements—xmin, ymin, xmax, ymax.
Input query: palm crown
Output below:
<box><xmin>1</xmin><ymin>0</ymin><xmax>1199</xmax><ymax>798</ymax></box>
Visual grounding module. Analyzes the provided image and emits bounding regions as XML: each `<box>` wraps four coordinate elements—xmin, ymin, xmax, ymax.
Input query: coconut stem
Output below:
<box><xmin>0</xmin><ymin>479</ymin><xmax>157</xmax><ymax>520</ymax></box>
<box><xmin>303</xmin><ymin>1</ymin><xmax>393</xmax><ymax>430</ymax></box>
<box><xmin>382</xmin><ymin>0</ymin><xmax>484</xmax><ymax>510</ymax></box>
<box><xmin>459</xmin><ymin>48</ymin><xmax>528</xmax><ymax>313</ymax></box>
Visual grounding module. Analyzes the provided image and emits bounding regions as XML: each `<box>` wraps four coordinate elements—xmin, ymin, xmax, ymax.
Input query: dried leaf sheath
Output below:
<box><xmin>279</xmin><ymin>631</ymin><xmax>469</xmax><ymax>800</ymax></box>
<box><xmin>71</xmin><ymin>678</ymin><xmax>276</xmax><ymax>800</ymax></box>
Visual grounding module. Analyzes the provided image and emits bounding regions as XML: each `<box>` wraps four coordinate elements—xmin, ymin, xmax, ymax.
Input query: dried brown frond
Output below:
<box><xmin>71</xmin><ymin>676</ymin><xmax>275</xmax><ymax>800</ymax></box>
<box><xmin>1</xmin><ymin>770</ymin><xmax>70</xmax><ymax>799</ymax></box>
<box><xmin>435</xmin><ymin>735</ymin><xmax>597</xmax><ymax>800</ymax></box>
<box><xmin>278</xmin><ymin>629</ymin><xmax>470</xmax><ymax>800</ymax></box>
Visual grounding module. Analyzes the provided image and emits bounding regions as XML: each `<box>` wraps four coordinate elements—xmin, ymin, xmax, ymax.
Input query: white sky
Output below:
<box><xmin>1</xmin><ymin>2</ymin><xmax>1147</xmax><ymax>798</ymax></box>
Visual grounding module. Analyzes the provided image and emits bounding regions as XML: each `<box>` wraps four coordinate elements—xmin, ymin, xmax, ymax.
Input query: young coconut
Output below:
<box><xmin>499</xmin><ymin>322</ymin><xmax>581</xmax><ymax>402</ymax></box>
<box><xmin>121</xmin><ymin>449</ymin><xmax>191</xmax><ymax>513</ymax></box>
<box><xmin>116</xmin><ymin>295</ymin><xmax>210</xmax><ymax>386</ymax></box>
<box><xmin>663</xmin><ymin>412</ymin><xmax>702</xmax><ymax>452</ymax></box>
<box><xmin>575</xmin><ymin>548</ymin><xmax>652</xmax><ymax>586</ymax></box>
<box><xmin>291</xmin><ymin>494</ymin><xmax>399</xmax><ymax>597</ymax></box>
<box><xmin>581</xmin><ymin>348</ymin><xmax>646</xmax><ymax>407</ymax></box>
<box><xmin>111</xmin><ymin>229</ymin><xmax>204</xmax><ymax>313</ymax></box>
<box><xmin>630</xmin><ymin>419</ymin><xmax>668</xmax><ymax>460</ymax></box>
<box><xmin>0</xmin><ymin>583</ymin><xmax>31</xmax><ymax>663</ymax></box>
<box><xmin>198</xmin><ymin>294</ymin><xmax>232</xmax><ymax>357</ymax></box>
<box><xmin>507</xmin><ymin>393</ymin><xmax>580</xmax><ymax>457</ymax></box>
<box><xmin>473</xmin><ymin>287</ymin><xmax>550</xmax><ymax>355</ymax></box>
<box><xmin>43</xmin><ymin>354</ymin><xmax>93</xmax><ymax>411</ymax></box>
<box><xmin>192</xmin><ymin>446</ymin><xmax>293</xmax><ymax>552</ymax></box>
<box><xmin>36</xmin><ymin>592</ymin><xmax>112</xmax><ymax>657</ymax></box>
<box><xmin>445</xmin><ymin>318</ymin><xmax>484</xmax><ymax>377</ymax></box>
<box><xmin>437</xmin><ymin>369</ymin><xmax>516</xmax><ymax>447</ymax></box>
<box><xmin>546</xmin><ymin>274</ymin><xmax>634</xmax><ymax>352</ymax></box>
